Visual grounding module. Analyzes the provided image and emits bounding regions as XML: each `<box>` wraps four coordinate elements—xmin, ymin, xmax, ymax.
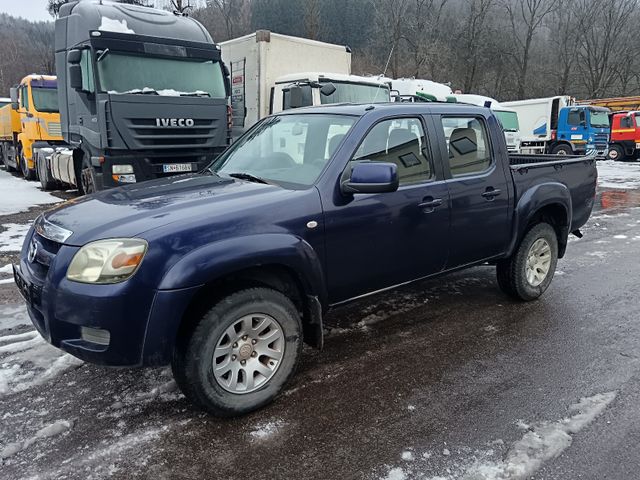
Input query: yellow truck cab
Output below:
<box><xmin>0</xmin><ymin>75</ymin><xmax>63</xmax><ymax>180</ymax></box>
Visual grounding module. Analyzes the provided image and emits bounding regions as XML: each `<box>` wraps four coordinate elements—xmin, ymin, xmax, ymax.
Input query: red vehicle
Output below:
<box><xmin>607</xmin><ymin>111</ymin><xmax>640</xmax><ymax>161</ymax></box>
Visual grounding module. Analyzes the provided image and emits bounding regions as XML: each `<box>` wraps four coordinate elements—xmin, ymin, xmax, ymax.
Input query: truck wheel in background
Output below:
<box><xmin>37</xmin><ymin>151</ymin><xmax>58</xmax><ymax>191</ymax></box>
<box><xmin>18</xmin><ymin>145</ymin><xmax>37</xmax><ymax>180</ymax></box>
<box><xmin>606</xmin><ymin>144</ymin><xmax>625</xmax><ymax>162</ymax></box>
<box><xmin>172</xmin><ymin>287</ymin><xmax>303</xmax><ymax>417</ymax></box>
<box><xmin>0</xmin><ymin>144</ymin><xmax>14</xmax><ymax>172</ymax></box>
<box><xmin>551</xmin><ymin>144</ymin><xmax>572</xmax><ymax>156</ymax></box>
<box><xmin>496</xmin><ymin>223</ymin><xmax>558</xmax><ymax>301</ymax></box>
<box><xmin>79</xmin><ymin>156</ymin><xmax>98</xmax><ymax>195</ymax></box>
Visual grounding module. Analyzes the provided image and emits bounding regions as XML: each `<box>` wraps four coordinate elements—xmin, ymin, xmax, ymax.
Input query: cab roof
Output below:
<box><xmin>276</xmin><ymin>102</ymin><xmax>492</xmax><ymax>117</ymax></box>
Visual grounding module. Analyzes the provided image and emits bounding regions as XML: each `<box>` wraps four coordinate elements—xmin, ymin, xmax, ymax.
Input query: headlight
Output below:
<box><xmin>67</xmin><ymin>238</ymin><xmax>148</xmax><ymax>284</ymax></box>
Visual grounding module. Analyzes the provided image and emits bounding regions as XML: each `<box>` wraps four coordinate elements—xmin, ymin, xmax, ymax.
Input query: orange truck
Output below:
<box><xmin>0</xmin><ymin>75</ymin><xmax>64</xmax><ymax>180</ymax></box>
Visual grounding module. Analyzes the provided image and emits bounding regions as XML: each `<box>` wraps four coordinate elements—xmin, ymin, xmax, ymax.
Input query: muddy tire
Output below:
<box><xmin>172</xmin><ymin>288</ymin><xmax>303</xmax><ymax>417</ymax></box>
<box><xmin>607</xmin><ymin>144</ymin><xmax>625</xmax><ymax>162</ymax></box>
<box><xmin>496</xmin><ymin>223</ymin><xmax>558</xmax><ymax>301</ymax></box>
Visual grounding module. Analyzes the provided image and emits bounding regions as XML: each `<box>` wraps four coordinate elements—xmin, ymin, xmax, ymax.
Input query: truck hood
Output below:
<box><xmin>43</xmin><ymin>174</ymin><xmax>282</xmax><ymax>246</ymax></box>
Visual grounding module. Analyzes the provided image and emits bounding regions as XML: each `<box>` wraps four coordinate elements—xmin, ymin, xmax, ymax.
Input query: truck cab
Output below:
<box><xmin>0</xmin><ymin>75</ymin><xmax>64</xmax><ymax>180</ymax></box>
<box><xmin>607</xmin><ymin>111</ymin><xmax>640</xmax><ymax>161</ymax></box>
<box><xmin>554</xmin><ymin>105</ymin><xmax>610</xmax><ymax>157</ymax></box>
<box><xmin>53</xmin><ymin>0</ymin><xmax>230</xmax><ymax>193</ymax></box>
<box><xmin>271</xmin><ymin>73</ymin><xmax>391</xmax><ymax>114</ymax></box>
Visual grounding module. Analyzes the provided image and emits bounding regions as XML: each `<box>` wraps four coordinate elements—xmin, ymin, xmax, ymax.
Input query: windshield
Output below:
<box><xmin>320</xmin><ymin>82</ymin><xmax>390</xmax><ymax>104</ymax></box>
<box><xmin>0</xmin><ymin>101</ymin><xmax>9</xmax><ymax>109</ymax></box>
<box><xmin>494</xmin><ymin>110</ymin><xmax>519</xmax><ymax>132</ymax></box>
<box><xmin>590</xmin><ymin>110</ymin><xmax>610</xmax><ymax>128</ymax></box>
<box><xmin>213</xmin><ymin>114</ymin><xmax>357</xmax><ymax>187</ymax></box>
<box><xmin>97</xmin><ymin>52</ymin><xmax>226</xmax><ymax>97</ymax></box>
<box><xmin>31</xmin><ymin>87</ymin><xmax>59</xmax><ymax>113</ymax></box>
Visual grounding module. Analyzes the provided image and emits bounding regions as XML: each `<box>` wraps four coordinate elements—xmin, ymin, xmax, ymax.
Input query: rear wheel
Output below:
<box><xmin>606</xmin><ymin>144</ymin><xmax>625</xmax><ymax>162</ymax></box>
<box><xmin>496</xmin><ymin>223</ymin><xmax>558</xmax><ymax>301</ymax></box>
<box><xmin>551</xmin><ymin>144</ymin><xmax>572</xmax><ymax>156</ymax></box>
<box><xmin>172</xmin><ymin>288</ymin><xmax>303</xmax><ymax>417</ymax></box>
<box><xmin>37</xmin><ymin>150</ymin><xmax>58</xmax><ymax>191</ymax></box>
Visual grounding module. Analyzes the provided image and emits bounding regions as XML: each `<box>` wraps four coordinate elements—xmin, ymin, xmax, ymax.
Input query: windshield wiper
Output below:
<box><xmin>228</xmin><ymin>172</ymin><xmax>270</xmax><ymax>184</ymax></box>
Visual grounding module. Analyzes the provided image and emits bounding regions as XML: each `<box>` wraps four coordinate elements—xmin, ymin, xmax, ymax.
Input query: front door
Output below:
<box><xmin>323</xmin><ymin>116</ymin><xmax>451</xmax><ymax>303</ymax></box>
<box><xmin>435</xmin><ymin>114</ymin><xmax>511</xmax><ymax>268</ymax></box>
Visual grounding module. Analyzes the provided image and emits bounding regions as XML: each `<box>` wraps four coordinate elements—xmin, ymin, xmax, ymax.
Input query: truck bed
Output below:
<box><xmin>508</xmin><ymin>153</ymin><xmax>597</xmax><ymax>233</ymax></box>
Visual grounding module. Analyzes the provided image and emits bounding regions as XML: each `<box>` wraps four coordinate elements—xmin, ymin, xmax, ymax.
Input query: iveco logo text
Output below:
<box><xmin>155</xmin><ymin>118</ymin><xmax>195</xmax><ymax>127</ymax></box>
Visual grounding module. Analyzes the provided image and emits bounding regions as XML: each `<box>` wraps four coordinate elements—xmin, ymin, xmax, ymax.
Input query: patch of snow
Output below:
<box><xmin>0</xmin><ymin>169</ymin><xmax>60</xmax><ymax>215</ymax></box>
<box><xmin>0</xmin><ymin>419</ymin><xmax>73</xmax><ymax>459</ymax></box>
<box><xmin>0</xmin><ymin>277</ymin><xmax>14</xmax><ymax>284</ymax></box>
<box><xmin>613</xmin><ymin>234</ymin><xmax>628</xmax><ymax>239</ymax></box>
<box><xmin>402</xmin><ymin>450</ymin><xmax>415</xmax><ymax>461</ymax></box>
<box><xmin>0</xmin><ymin>304</ymin><xmax>31</xmax><ymax>330</ymax></box>
<box><xmin>382</xmin><ymin>467</ymin><xmax>407</xmax><ymax>480</ymax></box>
<box><xmin>408</xmin><ymin>405</ymin><xmax>416</xmax><ymax>411</ymax></box>
<box><xmin>0</xmin><ymin>264</ymin><xmax>13</xmax><ymax>274</ymax></box>
<box><xmin>99</xmin><ymin>17</ymin><xmax>135</xmax><ymax>34</ymax></box>
<box><xmin>597</xmin><ymin>160</ymin><xmax>640</xmax><ymax>190</ymax></box>
<box><xmin>249</xmin><ymin>419</ymin><xmax>285</xmax><ymax>440</ymax></box>
<box><xmin>586</xmin><ymin>251</ymin><xmax>607</xmax><ymax>258</ymax></box>
<box><xmin>107</xmin><ymin>87</ymin><xmax>209</xmax><ymax>97</ymax></box>
<box><xmin>443</xmin><ymin>448</ymin><xmax>451</xmax><ymax>456</ymax></box>
<box><xmin>0</xmin><ymin>223</ymin><xmax>31</xmax><ymax>252</ymax></box>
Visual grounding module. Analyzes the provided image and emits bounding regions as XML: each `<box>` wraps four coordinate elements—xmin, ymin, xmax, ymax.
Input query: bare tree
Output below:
<box><xmin>304</xmin><ymin>0</ymin><xmax>322</xmax><ymax>40</ymax></box>
<box><xmin>458</xmin><ymin>0</ymin><xmax>495</xmax><ymax>92</ymax></box>
<box><xmin>505</xmin><ymin>0</ymin><xmax>559</xmax><ymax>98</ymax></box>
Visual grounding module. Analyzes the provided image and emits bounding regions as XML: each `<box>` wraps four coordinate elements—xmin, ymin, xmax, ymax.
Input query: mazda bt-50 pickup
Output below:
<box><xmin>14</xmin><ymin>102</ymin><xmax>597</xmax><ymax>416</ymax></box>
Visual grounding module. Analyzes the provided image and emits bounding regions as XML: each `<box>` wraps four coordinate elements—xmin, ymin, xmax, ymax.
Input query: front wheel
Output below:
<box><xmin>606</xmin><ymin>144</ymin><xmax>625</xmax><ymax>162</ymax></box>
<box><xmin>19</xmin><ymin>146</ymin><xmax>36</xmax><ymax>180</ymax></box>
<box><xmin>172</xmin><ymin>288</ymin><xmax>303</xmax><ymax>417</ymax></box>
<box><xmin>551</xmin><ymin>144</ymin><xmax>573</xmax><ymax>156</ymax></box>
<box><xmin>496</xmin><ymin>223</ymin><xmax>558</xmax><ymax>301</ymax></box>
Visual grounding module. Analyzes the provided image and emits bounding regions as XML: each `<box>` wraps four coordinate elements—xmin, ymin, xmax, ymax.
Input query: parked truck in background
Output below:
<box><xmin>220</xmin><ymin>30</ymin><xmax>390</xmax><ymax>137</ymax></box>
<box><xmin>15</xmin><ymin>102</ymin><xmax>597</xmax><ymax>416</ymax></box>
<box><xmin>46</xmin><ymin>0</ymin><xmax>231</xmax><ymax>194</ymax></box>
<box><xmin>0</xmin><ymin>76</ymin><xmax>64</xmax><ymax>180</ymax></box>
<box><xmin>503</xmin><ymin>96</ymin><xmax>610</xmax><ymax>157</ymax></box>
<box><xmin>388</xmin><ymin>77</ymin><xmax>454</xmax><ymax>102</ymax></box>
<box><xmin>453</xmin><ymin>94</ymin><xmax>521</xmax><ymax>153</ymax></box>
<box><xmin>605</xmin><ymin>111</ymin><xmax>640</xmax><ymax>161</ymax></box>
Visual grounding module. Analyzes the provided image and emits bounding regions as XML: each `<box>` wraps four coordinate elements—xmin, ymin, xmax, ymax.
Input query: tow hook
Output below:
<box><xmin>572</xmin><ymin>229</ymin><xmax>583</xmax><ymax>238</ymax></box>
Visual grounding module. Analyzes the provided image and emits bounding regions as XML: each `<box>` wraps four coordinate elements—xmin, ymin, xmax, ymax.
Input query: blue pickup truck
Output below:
<box><xmin>14</xmin><ymin>103</ymin><xmax>597</xmax><ymax>416</ymax></box>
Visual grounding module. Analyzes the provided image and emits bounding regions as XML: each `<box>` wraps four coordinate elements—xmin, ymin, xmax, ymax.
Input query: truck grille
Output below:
<box><xmin>594</xmin><ymin>133</ymin><xmax>608</xmax><ymax>148</ymax></box>
<box><xmin>47</xmin><ymin>122</ymin><xmax>62</xmax><ymax>137</ymax></box>
<box><xmin>126</xmin><ymin>118</ymin><xmax>219</xmax><ymax>149</ymax></box>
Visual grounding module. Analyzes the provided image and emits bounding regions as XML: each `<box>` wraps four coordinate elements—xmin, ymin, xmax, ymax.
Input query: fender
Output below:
<box><xmin>158</xmin><ymin>233</ymin><xmax>328</xmax><ymax>307</ymax></box>
<box><xmin>507</xmin><ymin>182</ymin><xmax>572</xmax><ymax>257</ymax></box>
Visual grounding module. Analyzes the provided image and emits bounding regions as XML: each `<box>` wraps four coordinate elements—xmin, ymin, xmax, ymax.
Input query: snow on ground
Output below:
<box><xmin>0</xmin><ymin>222</ymin><xmax>31</xmax><ymax>252</ymax></box>
<box><xmin>0</xmin><ymin>304</ymin><xmax>31</xmax><ymax>330</ymax></box>
<box><xmin>597</xmin><ymin>160</ymin><xmax>640</xmax><ymax>190</ymax></box>
<box><xmin>0</xmin><ymin>168</ymin><xmax>60</xmax><ymax>215</ymax></box>
<box><xmin>249</xmin><ymin>419</ymin><xmax>286</xmax><ymax>441</ymax></box>
<box><xmin>0</xmin><ymin>311</ymin><xmax>83</xmax><ymax>397</ymax></box>
<box><xmin>0</xmin><ymin>419</ymin><xmax>73</xmax><ymax>460</ymax></box>
<box><xmin>376</xmin><ymin>392</ymin><xmax>616</xmax><ymax>480</ymax></box>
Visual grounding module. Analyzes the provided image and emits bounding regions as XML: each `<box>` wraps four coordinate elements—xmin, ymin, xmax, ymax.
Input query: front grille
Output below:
<box><xmin>29</xmin><ymin>233</ymin><xmax>62</xmax><ymax>283</ymax></box>
<box><xmin>47</xmin><ymin>122</ymin><xmax>62</xmax><ymax>137</ymax></box>
<box><xmin>126</xmin><ymin>118</ymin><xmax>219</xmax><ymax>149</ymax></box>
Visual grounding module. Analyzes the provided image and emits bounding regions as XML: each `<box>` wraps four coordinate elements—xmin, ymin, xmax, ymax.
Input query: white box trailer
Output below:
<box><xmin>454</xmin><ymin>94</ymin><xmax>522</xmax><ymax>153</ymax></box>
<box><xmin>220</xmin><ymin>31</ymin><xmax>351</xmax><ymax>132</ymax></box>
<box><xmin>502</xmin><ymin>96</ymin><xmax>574</xmax><ymax>145</ymax></box>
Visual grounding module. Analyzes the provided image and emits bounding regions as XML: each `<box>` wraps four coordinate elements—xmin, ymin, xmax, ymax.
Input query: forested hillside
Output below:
<box><xmin>3</xmin><ymin>0</ymin><xmax>639</xmax><ymax>101</ymax></box>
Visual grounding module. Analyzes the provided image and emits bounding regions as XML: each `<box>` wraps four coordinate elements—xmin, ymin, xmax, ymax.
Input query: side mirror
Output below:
<box><xmin>341</xmin><ymin>161</ymin><xmax>399</xmax><ymax>195</ymax></box>
<box><xmin>320</xmin><ymin>82</ymin><xmax>336</xmax><ymax>97</ymax></box>
<box><xmin>69</xmin><ymin>64</ymin><xmax>83</xmax><ymax>90</ymax></box>
<box><xmin>288</xmin><ymin>85</ymin><xmax>303</xmax><ymax>109</ymax></box>
<box><xmin>9</xmin><ymin>87</ymin><xmax>18</xmax><ymax>110</ymax></box>
<box><xmin>67</xmin><ymin>49</ymin><xmax>82</xmax><ymax>64</ymax></box>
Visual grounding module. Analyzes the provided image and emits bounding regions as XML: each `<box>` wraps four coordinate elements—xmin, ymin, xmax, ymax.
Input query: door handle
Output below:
<box><xmin>418</xmin><ymin>197</ymin><xmax>443</xmax><ymax>212</ymax></box>
<box><xmin>481</xmin><ymin>188</ymin><xmax>502</xmax><ymax>200</ymax></box>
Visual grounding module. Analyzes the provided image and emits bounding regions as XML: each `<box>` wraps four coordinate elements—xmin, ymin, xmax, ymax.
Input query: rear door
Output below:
<box><xmin>434</xmin><ymin>113</ymin><xmax>511</xmax><ymax>267</ymax></box>
<box><xmin>323</xmin><ymin>115</ymin><xmax>450</xmax><ymax>303</ymax></box>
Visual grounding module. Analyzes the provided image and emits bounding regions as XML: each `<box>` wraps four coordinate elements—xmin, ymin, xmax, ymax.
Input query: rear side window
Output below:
<box><xmin>352</xmin><ymin>117</ymin><xmax>432</xmax><ymax>185</ymax></box>
<box><xmin>440</xmin><ymin>117</ymin><xmax>492</xmax><ymax>177</ymax></box>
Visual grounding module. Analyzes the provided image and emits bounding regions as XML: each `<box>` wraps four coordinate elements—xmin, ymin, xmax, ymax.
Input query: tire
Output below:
<box><xmin>172</xmin><ymin>287</ymin><xmax>303</xmax><ymax>417</ymax></box>
<box><xmin>79</xmin><ymin>156</ymin><xmax>98</xmax><ymax>194</ymax></box>
<box><xmin>37</xmin><ymin>151</ymin><xmax>58</xmax><ymax>191</ymax></box>
<box><xmin>606</xmin><ymin>144</ymin><xmax>625</xmax><ymax>162</ymax></box>
<box><xmin>551</xmin><ymin>144</ymin><xmax>573</xmax><ymax>156</ymax></box>
<box><xmin>19</xmin><ymin>145</ymin><xmax>36</xmax><ymax>180</ymax></box>
<box><xmin>496</xmin><ymin>223</ymin><xmax>558</xmax><ymax>301</ymax></box>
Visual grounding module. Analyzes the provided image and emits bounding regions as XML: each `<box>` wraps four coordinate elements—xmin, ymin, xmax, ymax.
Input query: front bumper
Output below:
<box><xmin>16</xmin><ymin>229</ymin><xmax>200</xmax><ymax>367</ymax></box>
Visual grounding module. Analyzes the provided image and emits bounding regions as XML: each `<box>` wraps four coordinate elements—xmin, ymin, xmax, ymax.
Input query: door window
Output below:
<box><xmin>620</xmin><ymin>116</ymin><xmax>633</xmax><ymax>129</ymax></box>
<box><xmin>352</xmin><ymin>118</ymin><xmax>432</xmax><ymax>185</ymax></box>
<box><xmin>20</xmin><ymin>86</ymin><xmax>29</xmax><ymax>111</ymax></box>
<box><xmin>440</xmin><ymin>117</ymin><xmax>492</xmax><ymax>176</ymax></box>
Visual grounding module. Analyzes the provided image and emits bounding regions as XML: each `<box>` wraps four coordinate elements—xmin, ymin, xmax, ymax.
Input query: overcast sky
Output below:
<box><xmin>0</xmin><ymin>0</ymin><xmax>53</xmax><ymax>23</ymax></box>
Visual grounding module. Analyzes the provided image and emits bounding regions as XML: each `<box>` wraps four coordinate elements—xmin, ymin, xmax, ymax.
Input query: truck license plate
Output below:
<box><xmin>162</xmin><ymin>163</ymin><xmax>193</xmax><ymax>173</ymax></box>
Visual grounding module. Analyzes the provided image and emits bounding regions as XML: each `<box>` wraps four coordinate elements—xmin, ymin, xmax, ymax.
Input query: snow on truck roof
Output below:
<box><xmin>58</xmin><ymin>0</ymin><xmax>213</xmax><ymax>46</ymax></box>
<box><xmin>453</xmin><ymin>94</ymin><xmax>516</xmax><ymax>113</ymax></box>
<box><xmin>219</xmin><ymin>30</ymin><xmax>351</xmax><ymax>53</ymax></box>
